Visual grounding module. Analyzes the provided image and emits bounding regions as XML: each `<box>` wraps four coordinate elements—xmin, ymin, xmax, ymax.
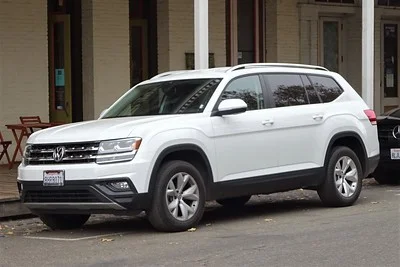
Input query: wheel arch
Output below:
<box><xmin>148</xmin><ymin>144</ymin><xmax>214</xmax><ymax>200</ymax></box>
<box><xmin>324</xmin><ymin>131</ymin><xmax>368</xmax><ymax>177</ymax></box>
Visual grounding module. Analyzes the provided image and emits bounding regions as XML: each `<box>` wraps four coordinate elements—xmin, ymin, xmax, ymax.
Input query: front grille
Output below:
<box><xmin>24</xmin><ymin>190</ymin><xmax>101</xmax><ymax>203</ymax></box>
<box><xmin>25</xmin><ymin>142</ymin><xmax>99</xmax><ymax>165</ymax></box>
<box><xmin>378</xmin><ymin>127</ymin><xmax>392</xmax><ymax>142</ymax></box>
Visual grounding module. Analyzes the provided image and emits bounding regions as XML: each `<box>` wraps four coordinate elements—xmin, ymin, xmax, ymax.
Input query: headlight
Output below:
<box><xmin>96</xmin><ymin>138</ymin><xmax>142</xmax><ymax>164</ymax></box>
<box><xmin>22</xmin><ymin>144</ymin><xmax>32</xmax><ymax>165</ymax></box>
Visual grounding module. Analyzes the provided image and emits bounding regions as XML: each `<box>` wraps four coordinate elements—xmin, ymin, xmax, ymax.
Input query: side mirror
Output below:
<box><xmin>214</xmin><ymin>99</ymin><xmax>247</xmax><ymax>116</ymax></box>
<box><xmin>99</xmin><ymin>108</ymin><xmax>108</xmax><ymax>119</ymax></box>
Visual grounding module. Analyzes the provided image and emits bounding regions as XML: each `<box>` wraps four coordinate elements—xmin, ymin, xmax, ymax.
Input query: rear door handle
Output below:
<box><xmin>312</xmin><ymin>114</ymin><xmax>324</xmax><ymax>120</ymax></box>
<box><xmin>262</xmin><ymin>119</ymin><xmax>274</xmax><ymax>125</ymax></box>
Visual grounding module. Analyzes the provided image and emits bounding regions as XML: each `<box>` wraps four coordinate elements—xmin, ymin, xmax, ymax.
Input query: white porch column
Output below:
<box><xmin>194</xmin><ymin>0</ymin><xmax>209</xmax><ymax>69</ymax></box>
<box><xmin>362</xmin><ymin>0</ymin><xmax>374</xmax><ymax>108</ymax></box>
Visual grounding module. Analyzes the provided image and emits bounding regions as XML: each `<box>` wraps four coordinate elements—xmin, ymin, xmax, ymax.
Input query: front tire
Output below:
<box><xmin>39</xmin><ymin>214</ymin><xmax>90</xmax><ymax>230</ymax></box>
<box><xmin>317</xmin><ymin>146</ymin><xmax>363</xmax><ymax>207</ymax></box>
<box><xmin>147</xmin><ymin>160</ymin><xmax>206</xmax><ymax>232</ymax></box>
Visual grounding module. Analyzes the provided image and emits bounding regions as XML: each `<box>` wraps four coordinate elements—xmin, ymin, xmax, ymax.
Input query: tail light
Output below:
<box><xmin>364</xmin><ymin>109</ymin><xmax>377</xmax><ymax>125</ymax></box>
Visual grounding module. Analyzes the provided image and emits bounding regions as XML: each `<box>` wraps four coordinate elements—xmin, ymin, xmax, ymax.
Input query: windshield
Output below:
<box><xmin>102</xmin><ymin>78</ymin><xmax>222</xmax><ymax>118</ymax></box>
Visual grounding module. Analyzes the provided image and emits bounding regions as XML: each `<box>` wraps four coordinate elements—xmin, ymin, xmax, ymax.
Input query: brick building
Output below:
<box><xmin>0</xmin><ymin>0</ymin><xmax>400</xmax><ymax>164</ymax></box>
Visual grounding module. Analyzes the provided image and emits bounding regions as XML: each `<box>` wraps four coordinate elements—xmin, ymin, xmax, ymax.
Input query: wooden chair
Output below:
<box><xmin>0</xmin><ymin>130</ymin><xmax>12</xmax><ymax>165</ymax></box>
<box><xmin>20</xmin><ymin>116</ymin><xmax>42</xmax><ymax>135</ymax></box>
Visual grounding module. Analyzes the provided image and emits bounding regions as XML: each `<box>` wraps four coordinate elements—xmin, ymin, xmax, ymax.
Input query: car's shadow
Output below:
<box><xmin>77</xmin><ymin>193</ymin><xmax>326</xmax><ymax>235</ymax></box>
<box><xmin>32</xmin><ymin>181</ymin><xmax>394</xmax><ymax>236</ymax></box>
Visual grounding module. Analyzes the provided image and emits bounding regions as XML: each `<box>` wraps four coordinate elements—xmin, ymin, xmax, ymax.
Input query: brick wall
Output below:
<box><xmin>0</xmin><ymin>0</ymin><xmax>48</xmax><ymax>163</ymax></box>
<box><xmin>81</xmin><ymin>0</ymin><xmax>130</xmax><ymax>120</ymax></box>
<box><xmin>158</xmin><ymin>0</ymin><xmax>226</xmax><ymax>72</ymax></box>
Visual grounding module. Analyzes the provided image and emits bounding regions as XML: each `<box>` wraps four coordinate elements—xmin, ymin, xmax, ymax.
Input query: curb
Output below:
<box><xmin>0</xmin><ymin>199</ymin><xmax>34</xmax><ymax>221</ymax></box>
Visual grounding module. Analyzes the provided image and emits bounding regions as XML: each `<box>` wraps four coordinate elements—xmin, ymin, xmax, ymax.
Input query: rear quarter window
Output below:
<box><xmin>308</xmin><ymin>75</ymin><xmax>343</xmax><ymax>103</ymax></box>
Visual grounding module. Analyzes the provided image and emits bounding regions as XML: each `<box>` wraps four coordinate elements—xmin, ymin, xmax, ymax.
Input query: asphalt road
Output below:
<box><xmin>1</xmin><ymin>179</ymin><xmax>399</xmax><ymax>267</ymax></box>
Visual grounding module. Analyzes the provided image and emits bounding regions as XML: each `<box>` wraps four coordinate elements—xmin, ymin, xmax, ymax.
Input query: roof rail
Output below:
<box><xmin>150</xmin><ymin>70</ymin><xmax>194</xmax><ymax>80</ymax></box>
<box><xmin>226</xmin><ymin>63</ymin><xmax>329</xmax><ymax>72</ymax></box>
<box><xmin>150</xmin><ymin>67</ymin><xmax>231</xmax><ymax>80</ymax></box>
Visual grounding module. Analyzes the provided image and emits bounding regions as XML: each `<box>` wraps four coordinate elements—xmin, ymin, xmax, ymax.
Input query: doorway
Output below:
<box><xmin>49</xmin><ymin>14</ymin><xmax>72</xmax><ymax>123</ymax></box>
<box><xmin>130</xmin><ymin>19</ymin><xmax>148</xmax><ymax>86</ymax></box>
<box><xmin>129</xmin><ymin>0</ymin><xmax>158</xmax><ymax>87</ymax></box>
<box><xmin>48</xmin><ymin>0</ymin><xmax>82</xmax><ymax>123</ymax></box>
<box><xmin>381</xmin><ymin>22</ymin><xmax>400</xmax><ymax>112</ymax></box>
<box><xmin>226</xmin><ymin>0</ymin><xmax>265</xmax><ymax>65</ymax></box>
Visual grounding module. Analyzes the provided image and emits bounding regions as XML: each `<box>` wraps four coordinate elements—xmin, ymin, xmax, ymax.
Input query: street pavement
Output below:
<box><xmin>1</xmin><ymin>179</ymin><xmax>399</xmax><ymax>267</ymax></box>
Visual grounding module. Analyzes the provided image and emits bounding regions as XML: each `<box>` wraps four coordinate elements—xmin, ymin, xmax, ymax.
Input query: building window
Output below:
<box><xmin>315</xmin><ymin>0</ymin><xmax>355</xmax><ymax>3</ymax></box>
<box><xmin>378</xmin><ymin>0</ymin><xmax>400</xmax><ymax>6</ymax></box>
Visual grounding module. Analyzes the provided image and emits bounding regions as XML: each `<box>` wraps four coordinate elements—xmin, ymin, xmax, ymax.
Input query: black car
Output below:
<box><xmin>372</xmin><ymin>108</ymin><xmax>400</xmax><ymax>184</ymax></box>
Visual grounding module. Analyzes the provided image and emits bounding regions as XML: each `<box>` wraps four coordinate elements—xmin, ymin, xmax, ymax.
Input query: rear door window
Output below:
<box><xmin>307</xmin><ymin>75</ymin><xmax>343</xmax><ymax>103</ymax></box>
<box><xmin>263</xmin><ymin>74</ymin><xmax>308</xmax><ymax>107</ymax></box>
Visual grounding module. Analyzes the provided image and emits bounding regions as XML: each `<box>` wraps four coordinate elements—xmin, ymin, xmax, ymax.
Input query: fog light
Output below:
<box><xmin>109</xmin><ymin>181</ymin><xmax>130</xmax><ymax>191</ymax></box>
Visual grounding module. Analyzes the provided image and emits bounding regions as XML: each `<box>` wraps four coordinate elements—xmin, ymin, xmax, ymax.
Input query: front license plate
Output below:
<box><xmin>43</xmin><ymin>170</ymin><xmax>65</xmax><ymax>187</ymax></box>
<box><xmin>390</xmin><ymin>148</ymin><xmax>400</xmax><ymax>160</ymax></box>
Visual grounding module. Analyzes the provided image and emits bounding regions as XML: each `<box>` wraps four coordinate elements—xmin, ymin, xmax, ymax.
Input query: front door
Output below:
<box><xmin>319</xmin><ymin>17</ymin><xmax>343</xmax><ymax>73</ymax></box>
<box><xmin>382</xmin><ymin>22</ymin><xmax>400</xmax><ymax>113</ymax></box>
<box><xmin>49</xmin><ymin>14</ymin><xmax>72</xmax><ymax>123</ymax></box>
<box><xmin>211</xmin><ymin>74</ymin><xmax>278</xmax><ymax>182</ymax></box>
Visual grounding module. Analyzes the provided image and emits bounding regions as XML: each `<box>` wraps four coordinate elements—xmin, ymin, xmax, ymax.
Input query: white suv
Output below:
<box><xmin>17</xmin><ymin>63</ymin><xmax>380</xmax><ymax>232</ymax></box>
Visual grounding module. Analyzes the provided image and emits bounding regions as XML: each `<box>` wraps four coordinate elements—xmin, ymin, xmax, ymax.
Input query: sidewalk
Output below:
<box><xmin>0</xmin><ymin>164</ymin><xmax>32</xmax><ymax>219</ymax></box>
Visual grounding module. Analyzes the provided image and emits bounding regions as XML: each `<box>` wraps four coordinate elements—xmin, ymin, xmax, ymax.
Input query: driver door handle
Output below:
<box><xmin>262</xmin><ymin>119</ymin><xmax>274</xmax><ymax>126</ymax></box>
<box><xmin>312</xmin><ymin>114</ymin><xmax>324</xmax><ymax>120</ymax></box>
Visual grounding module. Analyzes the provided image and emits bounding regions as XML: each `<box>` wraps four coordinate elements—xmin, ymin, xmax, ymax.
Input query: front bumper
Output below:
<box><xmin>18</xmin><ymin>179</ymin><xmax>151</xmax><ymax>215</ymax></box>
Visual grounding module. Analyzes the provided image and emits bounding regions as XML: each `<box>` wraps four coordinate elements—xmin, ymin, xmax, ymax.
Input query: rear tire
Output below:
<box><xmin>147</xmin><ymin>160</ymin><xmax>206</xmax><ymax>232</ymax></box>
<box><xmin>318</xmin><ymin>146</ymin><xmax>363</xmax><ymax>207</ymax></box>
<box><xmin>216</xmin><ymin>195</ymin><xmax>251</xmax><ymax>208</ymax></box>
<box><xmin>39</xmin><ymin>214</ymin><xmax>90</xmax><ymax>230</ymax></box>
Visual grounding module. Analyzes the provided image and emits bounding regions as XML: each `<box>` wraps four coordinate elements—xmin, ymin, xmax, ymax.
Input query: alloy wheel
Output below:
<box><xmin>334</xmin><ymin>156</ymin><xmax>359</xmax><ymax>198</ymax></box>
<box><xmin>165</xmin><ymin>172</ymin><xmax>200</xmax><ymax>221</ymax></box>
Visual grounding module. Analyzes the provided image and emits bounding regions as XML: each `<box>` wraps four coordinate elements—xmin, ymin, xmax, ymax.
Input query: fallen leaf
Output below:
<box><xmin>264</xmin><ymin>218</ymin><xmax>273</xmax><ymax>222</ymax></box>
<box><xmin>371</xmin><ymin>201</ymin><xmax>379</xmax><ymax>204</ymax></box>
<box><xmin>101</xmin><ymin>238</ymin><xmax>114</xmax><ymax>242</ymax></box>
<box><xmin>6</xmin><ymin>231</ymin><xmax>13</xmax><ymax>235</ymax></box>
<box><xmin>187</xmin><ymin>227</ymin><xmax>197</xmax><ymax>232</ymax></box>
<box><xmin>206</xmin><ymin>223</ymin><xmax>212</xmax><ymax>227</ymax></box>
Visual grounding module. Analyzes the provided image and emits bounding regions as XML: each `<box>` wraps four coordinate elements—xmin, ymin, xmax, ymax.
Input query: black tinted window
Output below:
<box><xmin>301</xmin><ymin>75</ymin><xmax>321</xmax><ymax>104</ymax></box>
<box><xmin>308</xmin><ymin>75</ymin><xmax>343</xmax><ymax>103</ymax></box>
<box><xmin>266</xmin><ymin>74</ymin><xmax>308</xmax><ymax>107</ymax></box>
<box><xmin>221</xmin><ymin>75</ymin><xmax>264</xmax><ymax>110</ymax></box>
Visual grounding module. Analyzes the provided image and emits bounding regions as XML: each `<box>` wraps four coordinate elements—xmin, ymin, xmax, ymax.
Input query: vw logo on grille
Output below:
<box><xmin>53</xmin><ymin>146</ymin><xmax>66</xmax><ymax>162</ymax></box>
<box><xmin>392</xmin><ymin>125</ymin><xmax>400</xmax><ymax>140</ymax></box>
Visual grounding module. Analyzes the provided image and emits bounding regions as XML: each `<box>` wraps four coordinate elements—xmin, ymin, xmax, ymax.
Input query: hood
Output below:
<box><xmin>28</xmin><ymin>115</ymin><xmax>183</xmax><ymax>144</ymax></box>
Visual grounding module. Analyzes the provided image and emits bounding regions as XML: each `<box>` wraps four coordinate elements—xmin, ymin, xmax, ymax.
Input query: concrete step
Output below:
<box><xmin>0</xmin><ymin>198</ymin><xmax>34</xmax><ymax>220</ymax></box>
